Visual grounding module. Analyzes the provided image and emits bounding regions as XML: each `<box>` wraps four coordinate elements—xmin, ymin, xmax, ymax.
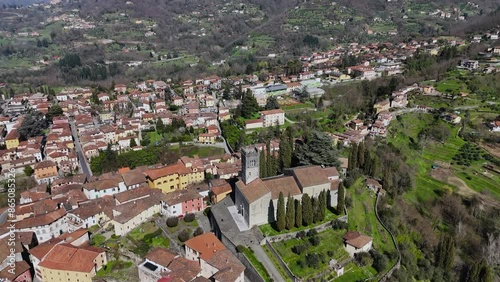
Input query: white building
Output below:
<box><xmin>343</xmin><ymin>231</ymin><xmax>373</xmax><ymax>257</ymax></box>
<box><xmin>260</xmin><ymin>109</ymin><xmax>285</xmax><ymax>127</ymax></box>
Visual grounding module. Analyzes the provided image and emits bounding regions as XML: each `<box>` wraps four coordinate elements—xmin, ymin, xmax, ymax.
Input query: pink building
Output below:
<box><xmin>162</xmin><ymin>188</ymin><xmax>206</xmax><ymax>217</ymax></box>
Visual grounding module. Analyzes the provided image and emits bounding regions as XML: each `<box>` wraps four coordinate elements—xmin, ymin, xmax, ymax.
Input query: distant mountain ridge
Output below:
<box><xmin>0</xmin><ymin>0</ymin><xmax>50</xmax><ymax>5</ymax></box>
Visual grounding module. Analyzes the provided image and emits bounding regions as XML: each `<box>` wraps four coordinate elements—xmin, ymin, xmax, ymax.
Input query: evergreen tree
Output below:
<box><xmin>350</xmin><ymin>143</ymin><xmax>359</xmax><ymax>171</ymax></box>
<box><xmin>358</xmin><ymin>142</ymin><xmax>366</xmax><ymax>169</ymax></box>
<box><xmin>130</xmin><ymin>138</ymin><xmax>137</xmax><ymax>147</ymax></box>
<box><xmin>435</xmin><ymin>235</ymin><xmax>455</xmax><ymax>271</ymax></box>
<box><xmin>278</xmin><ymin>132</ymin><xmax>292</xmax><ymax>172</ymax></box>
<box><xmin>259</xmin><ymin>150</ymin><xmax>267</xmax><ymax>178</ymax></box>
<box><xmin>156</xmin><ymin>118</ymin><xmax>165</xmax><ymax>134</ymax></box>
<box><xmin>317</xmin><ymin>190</ymin><xmax>326</xmax><ymax>221</ymax></box>
<box><xmin>265</xmin><ymin>96</ymin><xmax>280</xmax><ymax>110</ymax></box>
<box><xmin>266</xmin><ymin>140</ymin><xmax>273</xmax><ymax>176</ymax></box>
<box><xmin>302</xmin><ymin>194</ymin><xmax>313</xmax><ymax>226</ymax></box>
<box><xmin>337</xmin><ymin>182</ymin><xmax>345</xmax><ymax>215</ymax></box>
<box><xmin>311</xmin><ymin>196</ymin><xmax>318</xmax><ymax>223</ymax></box>
<box><xmin>295</xmin><ymin>199</ymin><xmax>302</xmax><ymax>228</ymax></box>
<box><xmin>293</xmin><ymin>131</ymin><xmax>340</xmax><ymax>167</ymax></box>
<box><xmin>276</xmin><ymin>192</ymin><xmax>286</xmax><ymax>232</ymax></box>
<box><xmin>285</xmin><ymin>193</ymin><xmax>295</xmax><ymax>230</ymax></box>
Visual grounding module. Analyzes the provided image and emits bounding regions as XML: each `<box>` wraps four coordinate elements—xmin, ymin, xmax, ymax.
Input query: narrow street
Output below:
<box><xmin>69</xmin><ymin>121</ymin><xmax>93</xmax><ymax>178</ymax></box>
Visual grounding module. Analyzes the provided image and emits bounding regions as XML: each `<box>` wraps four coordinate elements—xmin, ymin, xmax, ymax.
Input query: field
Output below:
<box><xmin>347</xmin><ymin>179</ymin><xmax>396</xmax><ymax>256</ymax></box>
<box><xmin>387</xmin><ymin>112</ymin><xmax>500</xmax><ymax>202</ymax></box>
<box><xmin>271</xmin><ymin>228</ymin><xmax>350</xmax><ymax>279</ymax></box>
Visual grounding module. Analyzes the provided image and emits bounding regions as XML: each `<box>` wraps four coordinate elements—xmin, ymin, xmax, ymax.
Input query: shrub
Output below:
<box><xmin>307</xmin><ymin>229</ymin><xmax>318</xmax><ymax>237</ymax></box>
<box><xmin>370</xmin><ymin>250</ymin><xmax>388</xmax><ymax>272</ymax></box>
<box><xmin>309</xmin><ymin>236</ymin><xmax>321</xmax><ymax>246</ymax></box>
<box><xmin>193</xmin><ymin>227</ymin><xmax>204</xmax><ymax>237</ymax></box>
<box><xmin>203</xmin><ymin>207</ymin><xmax>211</xmax><ymax>217</ymax></box>
<box><xmin>184</xmin><ymin>213</ymin><xmax>196</xmax><ymax>222</ymax></box>
<box><xmin>292</xmin><ymin>243</ymin><xmax>308</xmax><ymax>255</ymax></box>
<box><xmin>296</xmin><ymin>231</ymin><xmax>306</xmax><ymax>239</ymax></box>
<box><xmin>166</xmin><ymin>217</ymin><xmax>179</xmax><ymax>227</ymax></box>
<box><xmin>355</xmin><ymin>252</ymin><xmax>373</xmax><ymax>266</ymax></box>
<box><xmin>178</xmin><ymin>229</ymin><xmax>191</xmax><ymax>242</ymax></box>
<box><xmin>297</xmin><ymin>259</ymin><xmax>307</xmax><ymax>269</ymax></box>
<box><xmin>327</xmin><ymin>250</ymin><xmax>334</xmax><ymax>257</ymax></box>
<box><xmin>332</xmin><ymin>219</ymin><xmax>348</xmax><ymax>230</ymax></box>
<box><xmin>306</xmin><ymin>253</ymin><xmax>323</xmax><ymax>268</ymax></box>
<box><xmin>236</xmin><ymin>245</ymin><xmax>247</xmax><ymax>253</ymax></box>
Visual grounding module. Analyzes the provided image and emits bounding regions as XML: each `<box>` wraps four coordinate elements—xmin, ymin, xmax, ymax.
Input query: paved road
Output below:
<box><xmin>69</xmin><ymin>121</ymin><xmax>92</xmax><ymax>178</ymax></box>
<box><xmin>249</xmin><ymin>244</ymin><xmax>284</xmax><ymax>282</ymax></box>
<box><xmin>215</xmin><ymin>120</ymin><xmax>232</xmax><ymax>154</ymax></box>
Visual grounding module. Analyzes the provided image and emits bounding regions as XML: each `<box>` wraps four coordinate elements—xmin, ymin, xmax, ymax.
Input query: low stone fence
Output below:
<box><xmin>265</xmin><ymin>240</ymin><xmax>299</xmax><ymax>282</ymax></box>
<box><xmin>236</xmin><ymin>253</ymin><xmax>266</xmax><ymax>282</ymax></box>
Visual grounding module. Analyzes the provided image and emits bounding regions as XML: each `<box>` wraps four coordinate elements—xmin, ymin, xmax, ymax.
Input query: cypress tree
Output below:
<box><xmin>435</xmin><ymin>235</ymin><xmax>455</xmax><ymax>271</ymax></box>
<box><xmin>358</xmin><ymin>142</ymin><xmax>365</xmax><ymax>169</ymax></box>
<box><xmin>317</xmin><ymin>190</ymin><xmax>326</xmax><ymax>221</ymax></box>
<box><xmin>276</xmin><ymin>192</ymin><xmax>286</xmax><ymax>232</ymax></box>
<box><xmin>351</xmin><ymin>143</ymin><xmax>358</xmax><ymax>171</ymax></box>
<box><xmin>266</xmin><ymin>140</ymin><xmax>273</xmax><ymax>176</ymax></box>
<box><xmin>259</xmin><ymin>150</ymin><xmax>267</xmax><ymax>178</ymax></box>
<box><xmin>302</xmin><ymin>194</ymin><xmax>313</xmax><ymax>226</ymax></box>
<box><xmin>295</xmin><ymin>199</ymin><xmax>302</xmax><ymax>228</ymax></box>
<box><xmin>337</xmin><ymin>182</ymin><xmax>345</xmax><ymax>215</ymax></box>
<box><xmin>278</xmin><ymin>133</ymin><xmax>291</xmax><ymax>173</ymax></box>
<box><xmin>311</xmin><ymin>196</ymin><xmax>318</xmax><ymax>223</ymax></box>
<box><xmin>285</xmin><ymin>193</ymin><xmax>295</xmax><ymax>230</ymax></box>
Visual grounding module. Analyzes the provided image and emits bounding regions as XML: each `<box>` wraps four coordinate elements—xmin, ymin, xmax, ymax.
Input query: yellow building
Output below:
<box><xmin>145</xmin><ymin>162</ymin><xmax>204</xmax><ymax>194</ymax></box>
<box><xmin>39</xmin><ymin>244</ymin><xmax>107</xmax><ymax>282</ymax></box>
<box><xmin>210</xmin><ymin>179</ymin><xmax>232</xmax><ymax>204</ymax></box>
<box><xmin>34</xmin><ymin>160</ymin><xmax>58</xmax><ymax>184</ymax></box>
<box><xmin>198</xmin><ymin>133</ymin><xmax>216</xmax><ymax>144</ymax></box>
<box><xmin>5</xmin><ymin>129</ymin><xmax>20</xmax><ymax>149</ymax></box>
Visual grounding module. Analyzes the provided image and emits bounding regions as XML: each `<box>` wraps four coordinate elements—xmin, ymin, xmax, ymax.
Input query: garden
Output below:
<box><xmin>165</xmin><ymin>213</ymin><xmax>204</xmax><ymax>244</ymax></box>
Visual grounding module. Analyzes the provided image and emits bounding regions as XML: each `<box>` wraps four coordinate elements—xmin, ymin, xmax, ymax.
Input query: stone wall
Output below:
<box><xmin>236</xmin><ymin>253</ymin><xmax>266</xmax><ymax>282</ymax></box>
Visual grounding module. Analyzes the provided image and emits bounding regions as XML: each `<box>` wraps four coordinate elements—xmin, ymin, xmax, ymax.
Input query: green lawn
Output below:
<box><xmin>388</xmin><ymin>112</ymin><xmax>500</xmax><ymax>201</ymax></box>
<box><xmin>259</xmin><ymin>208</ymin><xmax>338</xmax><ymax>237</ymax></box>
<box><xmin>148</xmin><ymin>131</ymin><xmax>164</xmax><ymax>143</ymax></box>
<box><xmin>171</xmin><ymin>145</ymin><xmax>225</xmax><ymax>158</ymax></box>
<box><xmin>272</xmin><ymin>228</ymin><xmax>350</xmax><ymax>279</ymax></box>
<box><xmin>333</xmin><ymin>262</ymin><xmax>377</xmax><ymax>281</ymax></box>
<box><xmin>347</xmin><ymin>178</ymin><xmax>395</xmax><ymax>256</ymax></box>
<box><xmin>281</xmin><ymin>102</ymin><xmax>315</xmax><ymax>111</ymax></box>
<box><xmin>96</xmin><ymin>260</ymin><xmax>135</xmax><ymax>280</ymax></box>
<box><xmin>262</xmin><ymin>245</ymin><xmax>293</xmax><ymax>282</ymax></box>
<box><xmin>91</xmin><ymin>234</ymin><xmax>106</xmax><ymax>246</ymax></box>
<box><xmin>241</xmin><ymin>247</ymin><xmax>272</xmax><ymax>281</ymax></box>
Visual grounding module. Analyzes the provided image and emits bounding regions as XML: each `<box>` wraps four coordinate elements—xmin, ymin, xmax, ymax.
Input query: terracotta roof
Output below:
<box><xmin>29</xmin><ymin>239</ymin><xmax>62</xmax><ymax>260</ymax></box>
<box><xmin>288</xmin><ymin>166</ymin><xmax>331</xmax><ymax>188</ymax></box>
<box><xmin>112</xmin><ymin>195</ymin><xmax>161</xmax><ymax>224</ymax></box>
<box><xmin>0</xmin><ymin>260</ymin><xmax>31</xmax><ymax>280</ymax></box>
<box><xmin>343</xmin><ymin>231</ymin><xmax>372</xmax><ymax>249</ymax></box>
<box><xmin>58</xmin><ymin>228</ymin><xmax>89</xmax><ymax>245</ymax></box>
<box><xmin>262</xmin><ymin>176</ymin><xmax>302</xmax><ymax>199</ymax></box>
<box><xmin>163</xmin><ymin>188</ymin><xmax>203</xmax><ymax>206</ymax></box>
<box><xmin>211</xmin><ymin>181</ymin><xmax>232</xmax><ymax>196</ymax></box>
<box><xmin>184</xmin><ymin>232</ymin><xmax>226</xmax><ymax>261</ymax></box>
<box><xmin>15</xmin><ymin>208</ymin><xmax>66</xmax><ymax>229</ymax></box>
<box><xmin>114</xmin><ymin>185</ymin><xmax>155</xmax><ymax>204</ymax></box>
<box><xmin>144</xmin><ymin>163</ymin><xmax>192</xmax><ymax>181</ymax></box>
<box><xmin>260</xmin><ymin>109</ymin><xmax>284</xmax><ymax>115</ymax></box>
<box><xmin>235</xmin><ymin>178</ymin><xmax>271</xmax><ymax>204</ymax></box>
<box><xmin>208</xmin><ymin>249</ymin><xmax>245</xmax><ymax>282</ymax></box>
<box><xmin>83</xmin><ymin>175</ymin><xmax>122</xmax><ymax>191</ymax></box>
<box><xmin>34</xmin><ymin>160</ymin><xmax>57</xmax><ymax>170</ymax></box>
<box><xmin>145</xmin><ymin>247</ymin><xmax>176</xmax><ymax>267</ymax></box>
<box><xmin>38</xmin><ymin>244</ymin><xmax>105</xmax><ymax>273</ymax></box>
<box><xmin>121</xmin><ymin>169</ymin><xmax>147</xmax><ymax>187</ymax></box>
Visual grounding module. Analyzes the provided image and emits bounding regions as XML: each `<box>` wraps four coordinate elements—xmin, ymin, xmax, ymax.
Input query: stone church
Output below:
<box><xmin>234</xmin><ymin>146</ymin><xmax>340</xmax><ymax>228</ymax></box>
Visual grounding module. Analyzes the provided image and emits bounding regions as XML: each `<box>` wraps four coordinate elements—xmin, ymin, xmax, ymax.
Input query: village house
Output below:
<box><xmin>343</xmin><ymin>231</ymin><xmax>373</xmax><ymax>257</ymax></box>
<box><xmin>138</xmin><ymin>248</ymin><xmax>201</xmax><ymax>282</ymax></box>
<box><xmin>34</xmin><ymin>160</ymin><xmax>59</xmax><ymax>185</ymax></box>
<box><xmin>5</xmin><ymin>128</ymin><xmax>20</xmax><ymax>149</ymax></box>
<box><xmin>260</xmin><ymin>109</ymin><xmax>285</xmax><ymax>127</ymax></box>
<box><xmin>210</xmin><ymin>179</ymin><xmax>232</xmax><ymax>204</ymax></box>
<box><xmin>38</xmin><ymin>244</ymin><xmax>107</xmax><ymax>282</ymax></box>
<box><xmin>14</xmin><ymin>208</ymin><xmax>67</xmax><ymax>243</ymax></box>
<box><xmin>184</xmin><ymin>233</ymin><xmax>245</xmax><ymax>282</ymax></box>
<box><xmin>161</xmin><ymin>187</ymin><xmax>206</xmax><ymax>217</ymax></box>
<box><xmin>144</xmin><ymin>162</ymin><xmax>204</xmax><ymax>194</ymax></box>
